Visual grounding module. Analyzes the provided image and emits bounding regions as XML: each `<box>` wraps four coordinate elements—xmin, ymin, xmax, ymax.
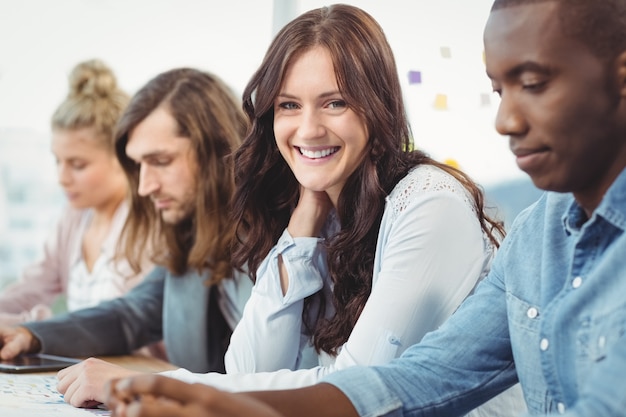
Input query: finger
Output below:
<box><xmin>57</xmin><ymin>362</ymin><xmax>82</xmax><ymax>393</ymax></box>
<box><xmin>65</xmin><ymin>382</ymin><xmax>101</xmax><ymax>409</ymax></box>
<box><xmin>0</xmin><ymin>337</ymin><xmax>25</xmax><ymax>360</ymax></box>
<box><xmin>61</xmin><ymin>376</ymin><xmax>79</xmax><ymax>406</ymax></box>
<box><xmin>59</xmin><ymin>373</ymin><xmax>92</xmax><ymax>408</ymax></box>
<box><xmin>104</xmin><ymin>378</ymin><xmax>122</xmax><ymax>410</ymax></box>
<box><xmin>126</xmin><ymin>396</ymin><xmax>189</xmax><ymax>417</ymax></box>
<box><xmin>114</xmin><ymin>375</ymin><xmax>215</xmax><ymax>404</ymax></box>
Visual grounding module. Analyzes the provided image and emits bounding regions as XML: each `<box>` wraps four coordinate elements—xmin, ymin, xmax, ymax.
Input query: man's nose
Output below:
<box><xmin>137</xmin><ymin>164</ymin><xmax>159</xmax><ymax>197</ymax></box>
<box><xmin>494</xmin><ymin>92</ymin><xmax>528</xmax><ymax>137</ymax></box>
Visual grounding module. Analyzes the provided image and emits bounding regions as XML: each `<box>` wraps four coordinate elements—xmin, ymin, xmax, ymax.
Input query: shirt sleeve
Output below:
<box><xmin>223</xmin><ymin>229</ymin><xmax>329</xmax><ymax>373</ymax></box>
<box><xmin>23</xmin><ymin>266</ymin><xmax>166</xmax><ymax>357</ymax></box>
<box><xmin>163</xmin><ymin>188</ymin><xmax>497</xmax><ymax>392</ymax></box>
<box><xmin>323</xmin><ymin>267</ymin><xmax>519</xmax><ymax>417</ymax></box>
<box><xmin>0</xmin><ymin>209</ymin><xmax>72</xmax><ymax>317</ymax></box>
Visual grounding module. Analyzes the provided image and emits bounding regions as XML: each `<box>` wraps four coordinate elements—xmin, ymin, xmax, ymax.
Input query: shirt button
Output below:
<box><xmin>598</xmin><ymin>336</ymin><xmax>606</xmax><ymax>349</ymax></box>
<box><xmin>387</xmin><ymin>335</ymin><xmax>400</xmax><ymax>345</ymax></box>
<box><xmin>557</xmin><ymin>402</ymin><xmax>565</xmax><ymax>413</ymax></box>
<box><xmin>572</xmin><ymin>276</ymin><xmax>583</xmax><ymax>288</ymax></box>
<box><xmin>527</xmin><ymin>307</ymin><xmax>538</xmax><ymax>319</ymax></box>
<box><xmin>540</xmin><ymin>338</ymin><xmax>549</xmax><ymax>351</ymax></box>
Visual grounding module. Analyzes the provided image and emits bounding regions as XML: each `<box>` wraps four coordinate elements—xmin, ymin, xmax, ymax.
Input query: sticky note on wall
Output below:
<box><xmin>480</xmin><ymin>93</ymin><xmax>491</xmax><ymax>107</ymax></box>
<box><xmin>434</xmin><ymin>94</ymin><xmax>448</xmax><ymax>110</ymax></box>
<box><xmin>408</xmin><ymin>70</ymin><xmax>422</xmax><ymax>84</ymax></box>
<box><xmin>444</xmin><ymin>158</ymin><xmax>460</xmax><ymax>169</ymax></box>
<box><xmin>440</xmin><ymin>46</ymin><xmax>452</xmax><ymax>58</ymax></box>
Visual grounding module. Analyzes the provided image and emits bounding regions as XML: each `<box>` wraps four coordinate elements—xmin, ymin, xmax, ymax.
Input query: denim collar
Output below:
<box><xmin>562</xmin><ymin>167</ymin><xmax>626</xmax><ymax>235</ymax></box>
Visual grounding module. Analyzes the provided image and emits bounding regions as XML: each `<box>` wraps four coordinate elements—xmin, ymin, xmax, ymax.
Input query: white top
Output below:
<box><xmin>0</xmin><ymin>201</ymin><xmax>147</xmax><ymax>325</ymax></box>
<box><xmin>66</xmin><ymin>208</ymin><xmax>140</xmax><ymax>311</ymax></box>
<box><xmin>163</xmin><ymin>164</ymin><xmax>495</xmax><ymax>390</ymax></box>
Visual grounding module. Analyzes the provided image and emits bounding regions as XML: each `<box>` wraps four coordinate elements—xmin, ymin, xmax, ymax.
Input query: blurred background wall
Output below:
<box><xmin>0</xmin><ymin>0</ymin><xmax>541</xmax><ymax>288</ymax></box>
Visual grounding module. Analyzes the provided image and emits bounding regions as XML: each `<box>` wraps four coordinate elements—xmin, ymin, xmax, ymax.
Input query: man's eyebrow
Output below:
<box><xmin>128</xmin><ymin>149</ymin><xmax>173</xmax><ymax>162</ymax></box>
<box><xmin>487</xmin><ymin>61</ymin><xmax>553</xmax><ymax>80</ymax></box>
<box><xmin>507</xmin><ymin>61</ymin><xmax>553</xmax><ymax>79</ymax></box>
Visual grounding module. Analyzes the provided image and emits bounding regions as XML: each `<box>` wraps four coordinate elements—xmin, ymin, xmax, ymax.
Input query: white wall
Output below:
<box><xmin>0</xmin><ymin>0</ymin><xmax>518</xmax><ymax>185</ymax></box>
<box><xmin>0</xmin><ymin>0</ymin><xmax>526</xmax><ymax>283</ymax></box>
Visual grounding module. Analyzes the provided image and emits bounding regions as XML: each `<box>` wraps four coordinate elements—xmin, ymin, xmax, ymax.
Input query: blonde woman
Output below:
<box><xmin>0</xmin><ymin>59</ymin><xmax>150</xmax><ymax>325</ymax></box>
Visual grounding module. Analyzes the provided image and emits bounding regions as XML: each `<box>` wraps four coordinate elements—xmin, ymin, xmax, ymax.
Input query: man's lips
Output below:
<box><xmin>511</xmin><ymin>147</ymin><xmax>548</xmax><ymax>158</ymax></box>
<box><xmin>511</xmin><ymin>146</ymin><xmax>550</xmax><ymax>171</ymax></box>
<box><xmin>152</xmin><ymin>197</ymin><xmax>174</xmax><ymax>209</ymax></box>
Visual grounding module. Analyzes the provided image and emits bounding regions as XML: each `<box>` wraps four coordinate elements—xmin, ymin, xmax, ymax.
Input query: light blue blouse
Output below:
<box><xmin>164</xmin><ymin>164</ymin><xmax>525</xmax><ymax>416</ymax></box>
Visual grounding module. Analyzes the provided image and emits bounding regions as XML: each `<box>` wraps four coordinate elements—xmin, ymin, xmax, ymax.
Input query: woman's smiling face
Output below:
<box><xmin>273</xmin><ymin>46</ymin><xmax>369</xmax><ymax>206</ymax></box>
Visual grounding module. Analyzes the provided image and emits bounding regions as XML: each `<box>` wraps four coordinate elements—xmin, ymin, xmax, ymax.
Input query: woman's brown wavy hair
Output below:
<box><xmin>232</xmin><ymin>4</ymin><xmax>504</xmax><ymax>354</ymax></box>
<box><xmin>115</xmin><ymin>68</ymin><xmax>247</xmax><ymax>282</ymax></box>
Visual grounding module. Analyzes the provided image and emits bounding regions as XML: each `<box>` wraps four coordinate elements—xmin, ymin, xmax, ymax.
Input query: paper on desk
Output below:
<box><xmin>0</xmin><ymin>374</ymin><xmax>110</xmax><ymax>417</ymax></box>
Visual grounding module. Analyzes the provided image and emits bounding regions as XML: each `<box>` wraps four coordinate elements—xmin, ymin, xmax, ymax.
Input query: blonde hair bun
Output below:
<box><xmin>51</xmin><ymin>58</ymin><xmax>129</xmax><ymax>146</ymax></box>
<box><xmin>68</xmin><ymin>59</ymin><xmax>118</xmax><ymax>99</ymax></box>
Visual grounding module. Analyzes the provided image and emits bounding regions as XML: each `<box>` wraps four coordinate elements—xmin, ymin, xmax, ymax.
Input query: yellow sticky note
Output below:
<box><xmin>443</xmin><ymin>158</ymin><xmax>460</xmax><ymax>169</ymax></box>
<box><xmin>434</xmin><ymin>94</ymin><xmax>448</xmax><ymax>110</ymax></box>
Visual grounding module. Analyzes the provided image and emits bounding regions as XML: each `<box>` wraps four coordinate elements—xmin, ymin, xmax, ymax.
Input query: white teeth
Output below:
<box><xmin>299</xmin><ymin>147</ymin><xmax>338</xmax><ymax>159</ymax></box>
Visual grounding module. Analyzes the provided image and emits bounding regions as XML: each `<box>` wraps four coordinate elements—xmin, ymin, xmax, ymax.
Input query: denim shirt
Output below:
<box><xmin>323</xmin><ymin>168</ymin><xmax>626</xmax><ymax>417</ymax></box>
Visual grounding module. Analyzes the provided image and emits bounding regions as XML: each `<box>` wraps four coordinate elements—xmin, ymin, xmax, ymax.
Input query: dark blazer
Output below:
<box><xmin>24</xmin><ymin>266</ymin><xmax>252</xmax><ymax>373</ymax></box>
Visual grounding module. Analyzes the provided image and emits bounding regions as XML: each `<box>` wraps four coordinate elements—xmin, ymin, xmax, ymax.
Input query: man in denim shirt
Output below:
<box><xmin>102</xmin><ymin>1</ymin><xmax>626</xmax><ymax>416</ymax></box>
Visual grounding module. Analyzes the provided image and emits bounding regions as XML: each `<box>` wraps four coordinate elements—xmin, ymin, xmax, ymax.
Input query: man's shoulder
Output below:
<box><xmin>508</xmin><ymin>191</ymin><xmax>571</xmax><ymax>229</ymax></box>
<box><xmin>496</xmin><ymin>191</ymin><xmax>573</xmax><ymax>263</ymax></box>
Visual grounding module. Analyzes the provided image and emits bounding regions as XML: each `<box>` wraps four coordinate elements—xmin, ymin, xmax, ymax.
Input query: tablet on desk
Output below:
<box><xmin>0</xmin><ymin>353</ymin><xmax>81</xmax><ymax>373</ymax></box>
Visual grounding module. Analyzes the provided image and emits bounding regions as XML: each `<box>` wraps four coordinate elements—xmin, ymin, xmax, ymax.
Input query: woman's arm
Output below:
<box><xmin>0</xmin><ymin>207</ymin><xmax>78</xmax><ymax>317</ymax></box>
<box><xmin>105</xmin><ymin>375</ymin><xmax>344</xmax><ymax>417</ymax></box>
<box><xmin>222</xmin><ymin>229</ymin><xmax>329</xmax><ymax>372</ymax></box>
<box><xmin>163</xmin><ymin>173</ymin><xmax>493</xmax><ymax>391</ymax></box>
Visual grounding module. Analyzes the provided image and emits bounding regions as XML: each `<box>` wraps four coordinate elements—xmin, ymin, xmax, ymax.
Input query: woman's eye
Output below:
<box><xmin>328</xmin><ymin>100</ymin><xmax>347</xmax><ymax>109</ymax></box>
<box><xmin>278</xmin><ymin>101</ymin><xmax>299</xmax><ymax>110</ymax></box>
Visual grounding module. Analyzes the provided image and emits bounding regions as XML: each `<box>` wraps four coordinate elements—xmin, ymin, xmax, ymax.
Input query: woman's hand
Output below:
<box><xmin>105</xmin><ymin>374</ymin><xmax>284</xmax><ymax>417</ymax></box>
<box><xmin>57</xmin><ymin>357</ymin><xmax>142</xmax><ymax>408</ymax></box>
<box><xmin>287</xmin><ymin>187</ymin><xmax>333</xmax><ymax>238</ymax></box>
<box><xmin>279</xmin><ymin>187</ymin><xmax>332</xmax><ymax>294</ymax></box>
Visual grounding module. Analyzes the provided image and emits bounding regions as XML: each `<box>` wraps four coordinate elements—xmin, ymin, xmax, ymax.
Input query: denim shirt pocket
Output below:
<box><xmin>575</xmin><ymin>302</ymin><xmax>626</xmax><ymax>374</ymax></box>
<box><xmin>506</xmin><ymin>291</ymin><xmax>544</xmax><ymax>413</ymax></box>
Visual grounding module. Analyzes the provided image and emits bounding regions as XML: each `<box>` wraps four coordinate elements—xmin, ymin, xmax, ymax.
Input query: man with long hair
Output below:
<box><xmin>0</xmin><ymin>68</ymin><xmax>252</xmax><ymax>407</ymax></box>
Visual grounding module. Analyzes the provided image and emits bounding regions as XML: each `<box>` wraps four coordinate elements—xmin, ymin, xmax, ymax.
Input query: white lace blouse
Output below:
<box><xmin>163</xmin><ymin>164</ymin><xmax>496</xmax><ymax>390</ymax></box>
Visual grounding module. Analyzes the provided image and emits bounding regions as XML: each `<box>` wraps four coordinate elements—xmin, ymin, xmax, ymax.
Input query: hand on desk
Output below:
<box><xmin>57</xmin><ymin>357</ymin><xmax>142</xmax><ymax>408</ymax></box>
<box><xmin>0</xmin><ymin>325</ymin><xmax>39</xmax><ymax>359</ymax></box>
<box><xmin>105</xmin><ymin>374</ymin><xmax>283</xmax><ymax>417</ymax></box>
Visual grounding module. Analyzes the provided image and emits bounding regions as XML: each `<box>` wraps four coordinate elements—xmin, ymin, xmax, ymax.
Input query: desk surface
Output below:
<box><xmin>0</xmin><ymin>355</ymin><xmax>177</xmax><ymax>417</ymax></box>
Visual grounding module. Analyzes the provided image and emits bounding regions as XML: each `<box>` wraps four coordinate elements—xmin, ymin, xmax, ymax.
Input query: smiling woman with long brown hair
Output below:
<box><xmin>139</xmin><ymin>4</ymin><xmax>523</xmax><ymax>416</ymax></box>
